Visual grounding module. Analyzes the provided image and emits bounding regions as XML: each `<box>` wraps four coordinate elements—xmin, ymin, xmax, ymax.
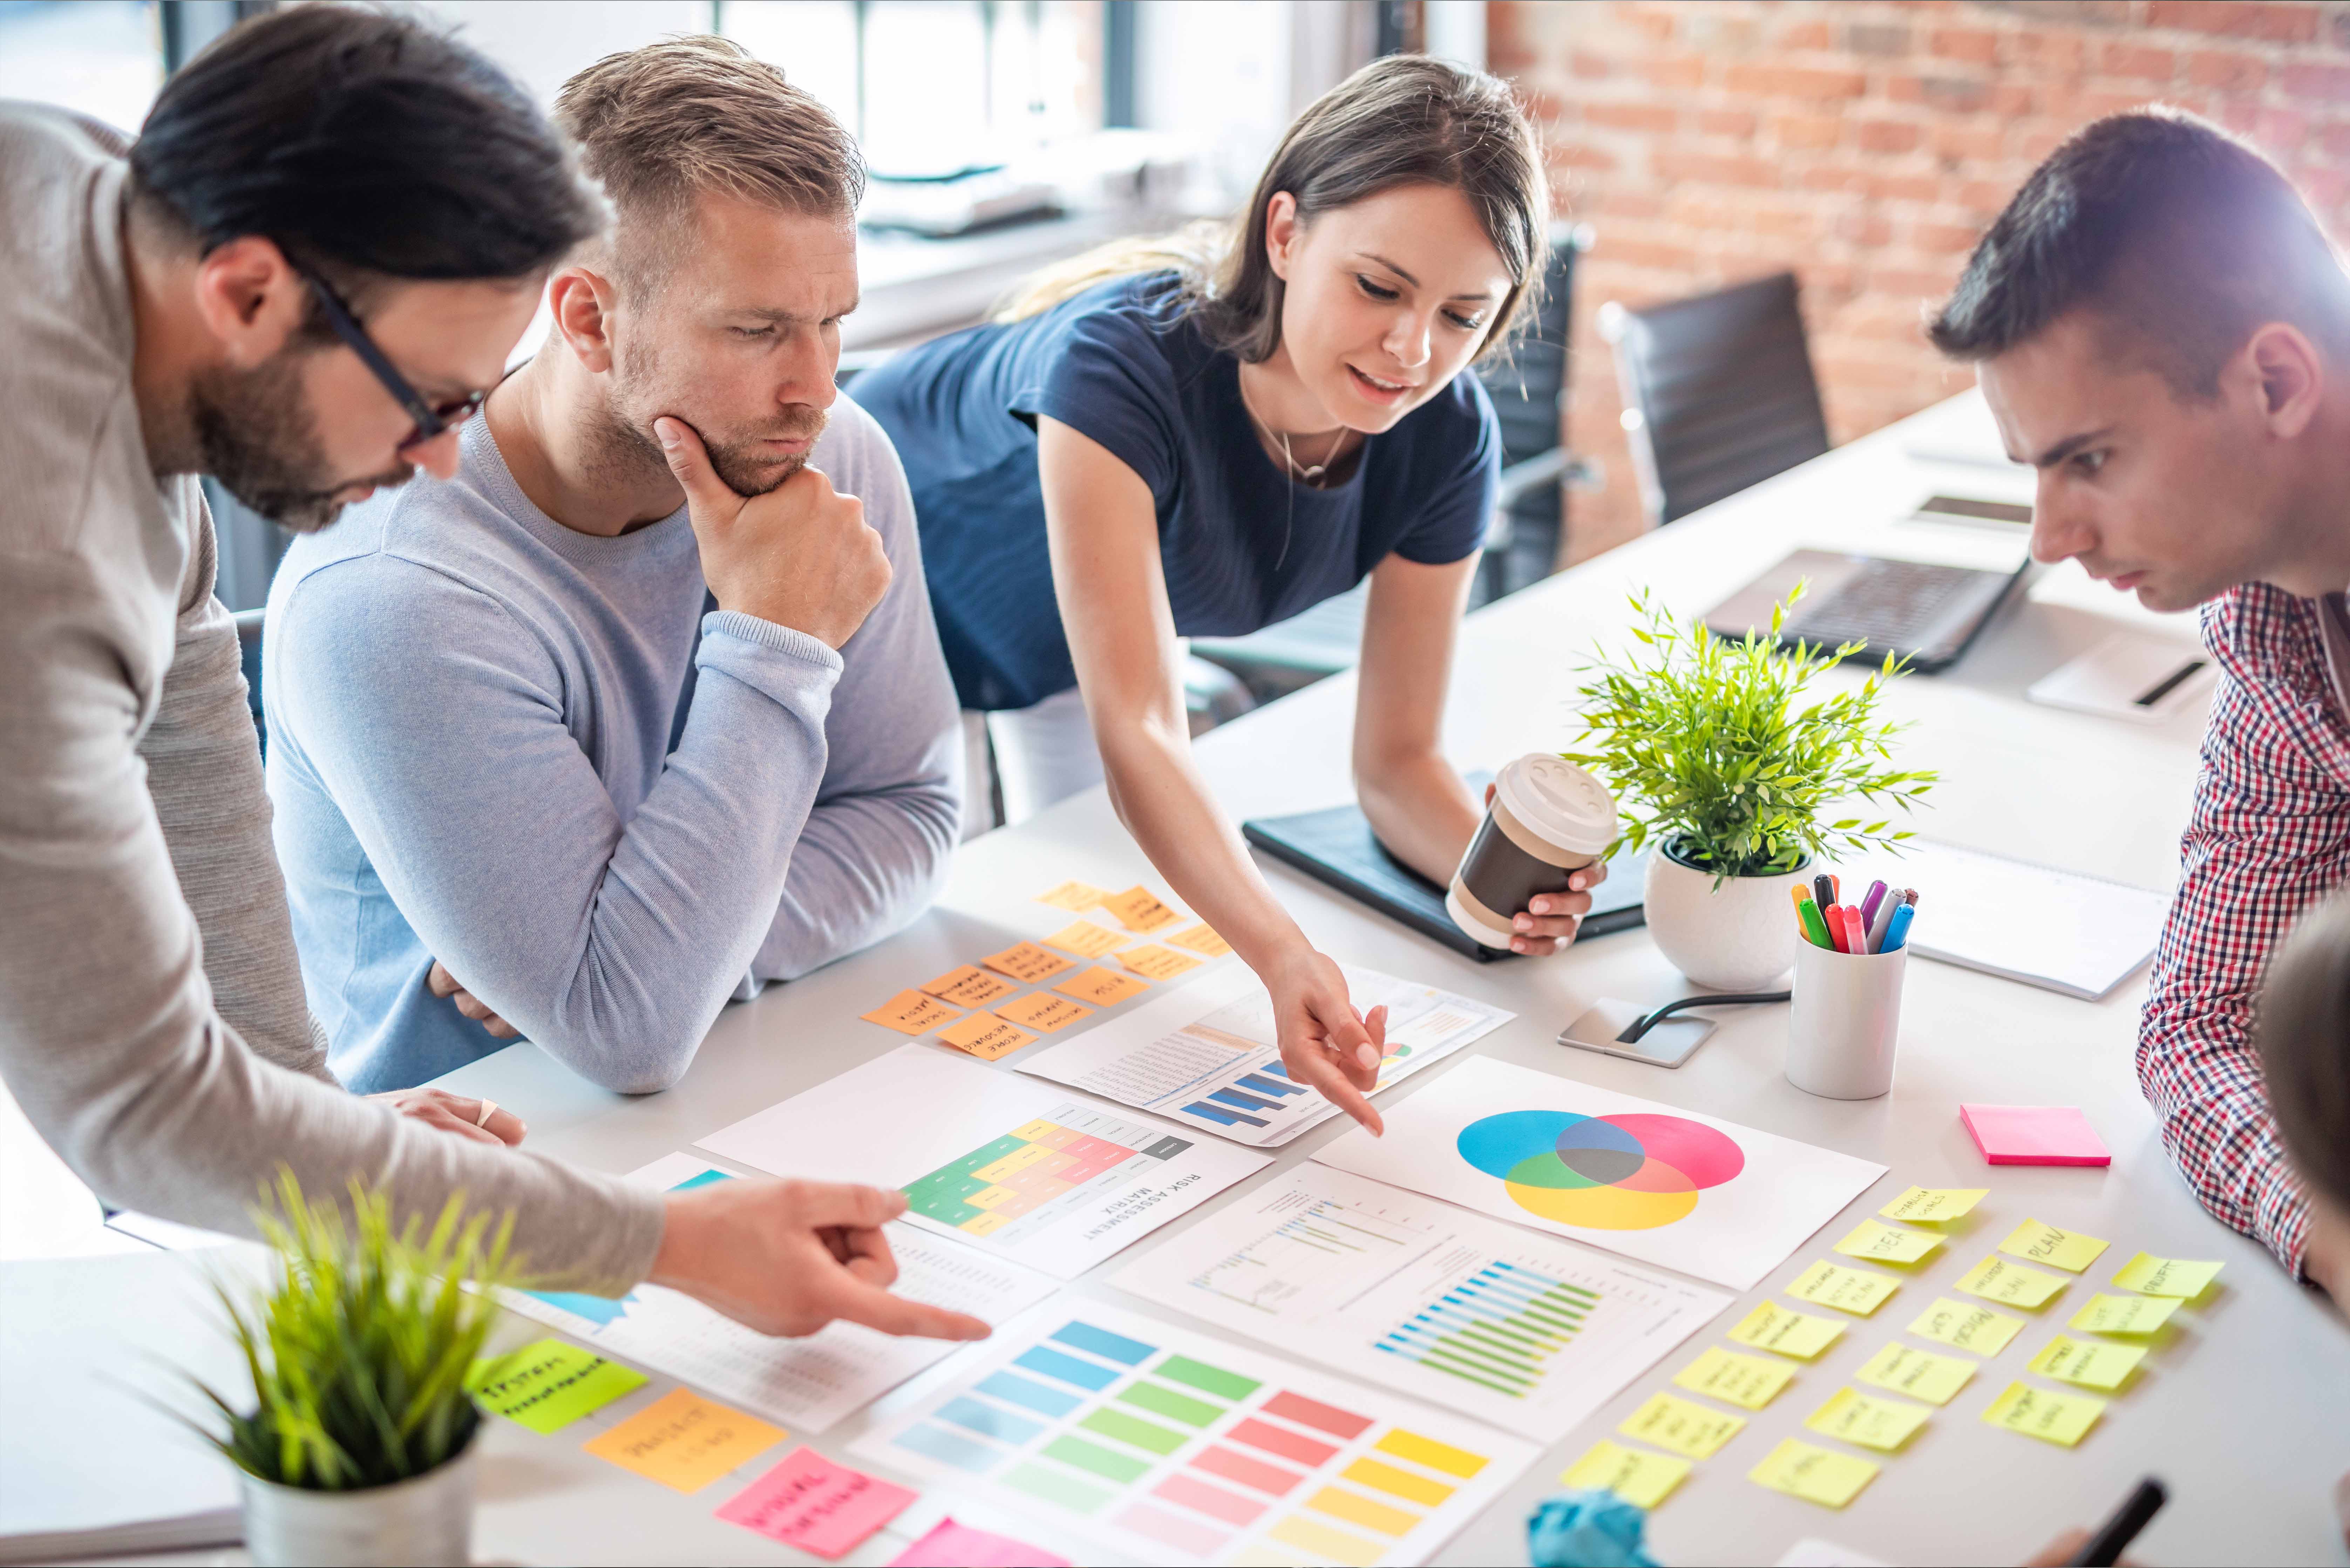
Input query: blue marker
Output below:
<box><xmin>1882</xmin><ymin>903</ymin><xmax>1915</xmax><ymax>953</ymax></box>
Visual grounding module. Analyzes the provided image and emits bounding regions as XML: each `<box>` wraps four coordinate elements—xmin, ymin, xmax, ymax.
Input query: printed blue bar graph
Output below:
<box><xmin>1183</xmin><ymin>1100</ymin><xmax>1268</xmax><ymax>1127</ymax></box>
<box><xmin>1210</xmin><ymin>1086</ymin><xmax>1282</xmax><ymax>1112</ymax></box>
<box><xmin>1258</xmin><ymin>1060</ymin><xmax>1292</xmax><ymax>1079</ymax></box>
<box><xmin>1237</xmin><ymin>1072</ymin><xmax>1305</xmax><ymax>1097</ymax></box>
<box><xmin>1371</xmin><ymin>1261</ymin><xmax>1602</xmax><ymax>1400</ymax></box>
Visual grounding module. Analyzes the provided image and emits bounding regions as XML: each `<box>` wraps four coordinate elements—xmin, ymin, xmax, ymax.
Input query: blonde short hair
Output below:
<box><xmin>554</xmin><ymin>35</ymin><xmax>862</xmax><ymax>289</ymax></box>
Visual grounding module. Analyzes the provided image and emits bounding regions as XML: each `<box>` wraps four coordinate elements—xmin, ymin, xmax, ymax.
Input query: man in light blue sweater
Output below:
<box><xmin>266</xmin><ymin>38</ymin><xmax>960</xmax><ymax>1095</ymax></box>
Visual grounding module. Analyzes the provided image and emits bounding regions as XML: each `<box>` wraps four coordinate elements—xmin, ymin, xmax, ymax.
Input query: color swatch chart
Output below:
<box><xmin>855</xmin><ymin>1303</ymin><xmax>1534</xmax><ymax>1566</ymax></box>
<box><xmin>902</xmin><ymin>1104</ymin><xmax>1196</xmax><ymax>1243</ymax></box>
<box><xmin>1113</xmin><ymin>1164</ymin><xmax>1726</xmax><ymax>1441</ymax></box>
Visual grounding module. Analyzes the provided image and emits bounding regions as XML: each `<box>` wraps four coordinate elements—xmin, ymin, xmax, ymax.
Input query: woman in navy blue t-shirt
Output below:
<box><xmin>858</xmin><ymin>57</ymin><xmax>1605</xmax><ymax>1129</ymax></box>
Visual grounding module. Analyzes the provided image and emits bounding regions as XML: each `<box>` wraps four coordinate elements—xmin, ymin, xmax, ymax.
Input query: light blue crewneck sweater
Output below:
<box><xmin>264</xmin><ymin>396</ymin><xmax>961</xmax><ymax>1095</ymax></box>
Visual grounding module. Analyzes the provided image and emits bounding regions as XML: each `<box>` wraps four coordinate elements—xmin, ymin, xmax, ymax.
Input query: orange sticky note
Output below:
<box><xmin>582</xmin><ymin>1388</ymin><xmax>784</xmax><ymax>1494</ymax></box>
<box><xmin>995</xmin><ymin>991</ymin><xmax>1095</xmax><ymax>1034</ymax></box>
<box><xmin>919</xmin><ymin>965</ymin><xmax>1019</xmax><ymax>1007</ymax></box>
<box><xmin>937</xmin><ymin>1011</ymin><xmax>1039</xmax><ymax>1061</ymax></box>
<box><xmin>1055</xmin><ymin>967</ymin><xmax>1150</xmax><ymax>1007</ymax></box>
<box><xmin>1041</xmin><ymin>920</ymin><xmax>1125</xmax><ymax>959</ymax></box>
<box><xmin>861</xmin><ymin>989</ymin><xmax>961</xmax><ymax>1035</ymax></box>
<box><xmin>1036</xmin><ymin>880</ymin><xmax>1110</xmax><ymax>911</ymax></box>
<box><xmin>1119</xmin><ymin>943</ymin><xmax>1202</xmax><ymax>981</ymax></box>
<box><xmin>1101</xmin><ymin>885</ymin><xmax>1182</xmax><ymax>933</ymax></box>
<box><xmin>982</xmin><ymin>941</ymin><xmax>1078</xmax><ymax>984</ymax></box>
<box><xmin>1165</xmin><ymin>922</ymin><xmax>1232</xmax><ymax>957</ymax></box>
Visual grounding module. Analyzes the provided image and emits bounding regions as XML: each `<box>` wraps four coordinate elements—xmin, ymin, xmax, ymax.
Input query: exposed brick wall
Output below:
<box><xmin>1489</xmin><ymin>0</ymin><xmax>2350</xmax><ymax>564</ymax></box>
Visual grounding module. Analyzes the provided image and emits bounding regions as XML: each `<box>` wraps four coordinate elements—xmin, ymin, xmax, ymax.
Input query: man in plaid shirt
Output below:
<box><xmin>1929</xmin><ymin>108</ymin><xmax>2350</xmax><ymax>1304</ymax></box>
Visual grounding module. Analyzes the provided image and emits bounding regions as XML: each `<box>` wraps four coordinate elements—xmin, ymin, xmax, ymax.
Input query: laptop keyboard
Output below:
<box><xmin>1787</xmin><ymin>559</ymin><xmax>1977</xmax><ymax>649</ymax></box>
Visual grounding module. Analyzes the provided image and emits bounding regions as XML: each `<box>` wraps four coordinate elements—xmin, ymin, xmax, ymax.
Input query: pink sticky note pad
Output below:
<box><xmin>890</xmin><ymin>1518</ymin><xmax>1073</xmax><ymax>1568</ymax></box>
<box><xmin>1961</xmin><ymin>1103</ymin><xmax>2111</xmax><ymax>1166</ymax></box>
<box><xmin>716</xmin><ymin>1446</ymin><xmax>917</xmax><ymax>1560</ymax></box>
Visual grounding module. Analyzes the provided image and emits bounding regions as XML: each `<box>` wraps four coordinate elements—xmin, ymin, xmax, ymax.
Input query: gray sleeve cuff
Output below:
<box><xmin>703</xmin><ymin>610</ymin><xmax>845</xmax><ymax>674</ymax></box>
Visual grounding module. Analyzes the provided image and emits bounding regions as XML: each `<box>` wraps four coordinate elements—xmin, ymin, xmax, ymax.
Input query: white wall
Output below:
<box><xmin>422</xmin><ymin>0</ymin><xmax>714</xmax><ymax>107</ymax></box>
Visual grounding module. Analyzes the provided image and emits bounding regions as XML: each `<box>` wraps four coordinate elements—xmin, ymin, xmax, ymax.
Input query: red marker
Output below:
<box><xmin>1843</xmin><ymin>906</ymin><xmax>1869</xmax><ymax>953</ymax></box>
<box><xmin>1824</xmin><ymin>904</ymin><xmax>1850</xmax><ymax>952</ymax></box>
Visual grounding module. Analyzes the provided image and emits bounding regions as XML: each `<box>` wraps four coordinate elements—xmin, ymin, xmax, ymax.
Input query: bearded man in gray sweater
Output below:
<box><xmin>0</xmin><ymin>6</ymin><xmax>983</xmax><ymax>1344</ymax></box>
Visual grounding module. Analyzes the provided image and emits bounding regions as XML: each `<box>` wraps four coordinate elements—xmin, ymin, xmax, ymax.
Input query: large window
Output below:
<box><xmin>721</xmin><ymin>1</ymin><xmax>1101</xmax><ymax>176</ymax></box>
<box><xmin>0</xmin><ymin>0</ymin><xmax>164</xmax><ymax>136</ymax></box>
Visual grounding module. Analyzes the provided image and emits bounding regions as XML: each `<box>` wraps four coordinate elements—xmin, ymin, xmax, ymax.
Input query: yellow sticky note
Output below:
<box><xmin>582</xmin><ymin>1387</ymin><xmax>785</xmax><ymax>1493</ymax></box>
<box><xmin>1118</xmin><ymin>943</ymin><xmax>1203</xmax><ymax>981</ymax></box>
<box><xmin>1672</xmin><ymin>1346</ymin><xmax>1795</xmax><ymax>1411</ymax></box>
<box><xmin>2068</xmin><ymin>1293</ymin><xmax>2179</xmax><ymax>1336</ymax></box>
<box><xmin>935</xmin><ymin>1011</ymin><xmax>1039</xmax><ymax>1061</ymax></box>
<box><xmin>1054</xmin><ymin>966</ymin><xmax>1150</xmax><ymax>1007</ymax></box>
<box><xmin>860</xmin><ymin>989</ymin><xmax>961</xmax><ymax>1035</ymax></box>
<box><xmin>1853</xmin><ymin>1343</ymin><xmax>1975</xmax><ymax>1406</ymax></box>
<box><xmin>2030</xmin><ymin>1335</ymin><xmax>2148</xmax><ymax>1392</ymax></box>
<box><xmin>1803</xmin><ymin>1387</ymin><xmax>1932</xmax><ymax>1453</ymax></box>
<box><xmin>1998</xmin><ymin>1218</ymin><xmax>2110</xmax><ymax>1274</ymax></box>
<box><xmin>1747</xmin><ymin>1438</ymin><xmax>1880</xmax><ymax>1509</ymax></box>
<box><xmin>919</xmin><ymin>964</ymin><xmax>1019</xmax><ymax>1007</ymax></box>
<box><xmin>982</xmin><ymin>941</ymin><xmax>1078</xmax><ymax>984</ymax></box>
<box><xmin>1559</xmin><ymin>1439</ymin><xmax>1691</xmax><ymax>1510</ymax></box>
<box><xmin>2111</xmin><ymin>1252</ymin><xmax>2223</xmax><ymax>1299</ymax></box>
<box><xmin>1982</xmin><ymin>1380</ymin><xmax>2104</xmax><ymax>1447</ymax></box>
<box><xmin>1785</xmin><ymin>1260</ymin><xmax>1902</xmax><ymax>1316</ymax></box>
<box><xmin>1879</xmin><ymin>1185</ymin><xmax>1989</xmax><ymax>1224</ymax></box>
<box><xmin>1101</xmin><ymin>885</ymin><xmax>1183</xmax><ymax>933</ymax></box>
<box><xmin>1956</xmin><ymin>1255</ymin><xmax>2068</xmax><ymax>1309</ymax></box>
<box><xmin>1036</xmin><ymin>880</ymin><xmax>1110</xmax><ymax>911</ymax></box>
<box><xmin>1835</xmin><ymin>1218</ymin><xmax>1946</xmax><ymax>1267</ymax></box>
<box><xmin>467</xmin><ymin>1340</ymin><xmax>645</xmax><ymax>1434</ymax></box>
<box><xmin>1041</xmin><ymin>920</ymin><xmax>1126</xmax><ymax>959</ymax></box>
<box><xmin>993</xmin><ymin>991</ymin><xmax>1094</xmax><ymax>1034</ymax></box>
<box><xmin>1907</xmin><ymin>1296</ymin><xmax>2024</xmax><ymax>1356</ymax></box>
<box><xmin>1617</xmin><ymin>1391</ymin><xmax>1745</xmax><ymax>1459</ymax></box>
<box><xmin>1165</xmin><ymin>922</ymin><xmax>1233</xmax><ymax>957</ymax></box>
<box><xmin>1726</xmin><ymin>1301</ymin><xmax>1846</xmax><ymax>1360</ymax></box>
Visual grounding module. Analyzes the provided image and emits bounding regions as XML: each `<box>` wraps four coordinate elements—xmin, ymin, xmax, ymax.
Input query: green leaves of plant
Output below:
<box><xmin>1564</xmin><ymin>587</ymin><xmax>1937</xmax><ymax>882</ymax></box>
<box><xmin>181</xmin><ymin>1171</ymin><xmax>517</xmax><ymax>1491</ymax></box>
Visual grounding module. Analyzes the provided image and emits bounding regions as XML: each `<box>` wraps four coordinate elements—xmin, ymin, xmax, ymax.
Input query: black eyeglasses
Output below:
<box><xmin>298</xmin><ymin>266</ymin><xmax>489</xmax><ymax>450</ymax></box>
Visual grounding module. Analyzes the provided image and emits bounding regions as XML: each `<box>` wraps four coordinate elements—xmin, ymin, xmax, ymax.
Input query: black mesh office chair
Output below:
<box><xmin>1190</xmin><ymin>223</ymin><xmax>1598</xmax><ymax>698</ymax></box>
<box><xmin>1598</xmin><ymin>270</ymin><xmax>1830</xmax><ymax>526</ymax></box>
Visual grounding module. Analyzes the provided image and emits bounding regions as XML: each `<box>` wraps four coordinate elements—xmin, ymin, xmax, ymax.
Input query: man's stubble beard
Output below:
<box><xmin>188</xmin><ymin>348</ymin><xmax>412</xmax><ymax>533</ymax></box>
<box><xmin>597</xmin><ymin>336</ymin><xmax>828</xmax><ymax>502</ymax></box>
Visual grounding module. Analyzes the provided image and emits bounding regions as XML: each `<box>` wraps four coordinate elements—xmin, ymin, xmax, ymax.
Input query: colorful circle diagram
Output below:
<box><xmin>1456</xmin><ymin>1110</ymin><xmax>1745</xmax><ymax>1230</ymax></box>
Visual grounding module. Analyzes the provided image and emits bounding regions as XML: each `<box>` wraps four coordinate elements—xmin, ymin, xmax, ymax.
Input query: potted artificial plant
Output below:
<box><xmin>178</xmin><ymin>1173</ymin><xmax>513</xmax><ymax>1568</ymax></box>
<box><xmin>1564</xmin><ymin>588</ymin><xmax>1935</xmax><ymax>990</ymax></box>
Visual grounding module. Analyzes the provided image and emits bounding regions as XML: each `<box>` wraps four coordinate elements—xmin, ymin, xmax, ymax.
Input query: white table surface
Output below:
<box><xmin>48</xmin><ymin>390</ymin><xmax>2350</xmax><ymax>1567</ymax></box>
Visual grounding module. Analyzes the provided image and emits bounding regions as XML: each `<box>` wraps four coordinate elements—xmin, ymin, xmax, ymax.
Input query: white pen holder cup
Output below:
<box><xmin>1786</xmin><ymin>940</ymin><xmax>1907</xmax><ymax>1100</ymax></box>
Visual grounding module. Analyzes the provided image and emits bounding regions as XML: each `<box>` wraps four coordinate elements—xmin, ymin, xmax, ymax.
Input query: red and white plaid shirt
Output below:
<box><xmin>2138</xmin><ymin>581</ymin><xmax>2346</xmax><ymax>1276</ymax></box>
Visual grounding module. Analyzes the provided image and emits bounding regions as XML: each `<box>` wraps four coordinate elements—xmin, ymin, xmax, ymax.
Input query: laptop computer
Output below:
<box><xmin>1703</xmin><ymin>547</ymin><xmax>2033</xmax><ymax>674</ymax></box>
<box><xmin>1242</xmin><ymin>799</ymin><xmax>1646</xmax><ymax>962</ymax></box>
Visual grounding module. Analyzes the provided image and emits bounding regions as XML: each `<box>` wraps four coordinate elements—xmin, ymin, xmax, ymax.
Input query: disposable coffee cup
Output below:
<box><xmin>1446</xmin><ymin>754</ymin><xmax>1618</xmax><ymax>949</ymax></box>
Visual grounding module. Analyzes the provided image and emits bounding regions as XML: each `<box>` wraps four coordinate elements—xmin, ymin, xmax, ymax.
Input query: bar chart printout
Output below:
<box><xmin>1111</xmin><ymin>1165</ymin><xmax>1730</xmax><ymax>1440</ymax></box>
<box><xmin>853</xmin><ymin>1303</ymin><xmax>1536</xmax><ymax>1567</ymax></box>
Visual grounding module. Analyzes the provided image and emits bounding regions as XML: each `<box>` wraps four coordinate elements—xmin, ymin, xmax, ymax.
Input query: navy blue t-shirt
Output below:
<box><xmin>855</xmin><ymin>271</ymin><xmax>1499</xmax><ymax>712</ymax></box>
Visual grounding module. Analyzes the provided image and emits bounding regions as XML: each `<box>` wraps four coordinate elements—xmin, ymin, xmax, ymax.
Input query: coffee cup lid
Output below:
<box><xmin>1496</xmin><ymin>754</ymin><xmax>1617</xmax><ymax>855</ymax></box>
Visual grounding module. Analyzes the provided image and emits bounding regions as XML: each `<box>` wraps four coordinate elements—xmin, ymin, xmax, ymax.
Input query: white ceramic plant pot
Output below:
<box><xmin>1642</xmin><ymin>842</ymin><xmax>1813</xmax><ymax>992</ymax></box>
<box><xmin>239</xmin><ymin>1438</ymin><xmax>476</xmax><ymax>1567</ymax></box>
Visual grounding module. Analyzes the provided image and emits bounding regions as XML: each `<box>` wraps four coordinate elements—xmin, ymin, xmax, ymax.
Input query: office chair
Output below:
<box><xmin>234</xmin><ymin>607</ymin><xmax>266</xmax><ymax>751</ymax></box>
<box><xmin>1190</xmin><ymin>223</ymin><xmax>1598</xmax><ymax>698</ymax></box>
<box><xmin>1598</xmin><ymin>270</ymin><xmax>1830</xmax><ymax>527</ymax></box>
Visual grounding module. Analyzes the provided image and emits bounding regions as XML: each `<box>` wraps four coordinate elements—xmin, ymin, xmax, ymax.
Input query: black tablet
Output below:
<box><xmin>1242</xmin><ymin>800</ymin><xmax>1646</xmax><ymax>962</ymax></box>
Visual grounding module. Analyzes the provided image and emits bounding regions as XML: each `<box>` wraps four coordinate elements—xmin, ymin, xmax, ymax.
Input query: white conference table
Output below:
<box><xmin>406</xmin><ymin>389</ymin><xmax>2350</xmax><ymax>1568</ymax></box>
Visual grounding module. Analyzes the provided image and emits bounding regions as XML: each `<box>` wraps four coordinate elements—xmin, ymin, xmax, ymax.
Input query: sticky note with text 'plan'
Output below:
<box><xmin>1960</xmin><ymin>1104</ymin><xmax>2110</xmax><ymax>1166</ymax></box>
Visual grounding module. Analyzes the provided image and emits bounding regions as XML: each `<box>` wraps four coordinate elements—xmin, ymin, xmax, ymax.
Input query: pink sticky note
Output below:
<box><xmin>716</xmin><ymin>1446</ymin><xmax>916</xmax><ymax>1560</ymax></box>
<box><xmin>889</xmin><ymin>1518</ymin><xmax>1073</xmax><ymax>1568</ymax></box>
<box><xmin>1961</xmin><ymin>1104</ymin><xmax>2111</xmax><ymax>1166</ymax></box>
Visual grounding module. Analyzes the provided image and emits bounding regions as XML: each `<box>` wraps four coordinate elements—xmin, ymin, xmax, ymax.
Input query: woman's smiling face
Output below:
<box><xmin>1265</xmin><ymin>181</ymin><xmax>1516</xmax><ymax>433</ymax></box>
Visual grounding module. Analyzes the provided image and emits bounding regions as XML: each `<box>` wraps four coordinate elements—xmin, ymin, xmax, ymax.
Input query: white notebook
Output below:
<box><xmin>1874</xmin><ymin>839</ymin><xmax>2172</xmax><ymax>1001</ymax></box>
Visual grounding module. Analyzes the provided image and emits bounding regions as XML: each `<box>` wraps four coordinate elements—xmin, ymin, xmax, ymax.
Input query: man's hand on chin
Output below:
<box><xmin>371</xmin><ymin>1088</ymin><xmax>527</xmax><ymax>1148</ymax></box>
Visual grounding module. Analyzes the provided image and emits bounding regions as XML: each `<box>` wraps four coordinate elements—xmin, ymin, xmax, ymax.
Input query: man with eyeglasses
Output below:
<box><xmin>0</xmin><ymin>6</ymin><xmax>987</xmax><ymax>1345</ymax></box>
